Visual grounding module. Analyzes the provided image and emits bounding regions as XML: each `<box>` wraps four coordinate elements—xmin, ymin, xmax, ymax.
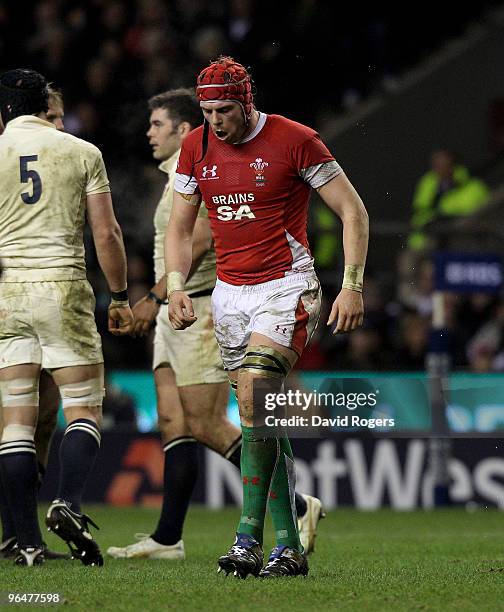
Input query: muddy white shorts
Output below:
<box><xmin>153</xmin><ymin>294</ymin><xmax>227</xmax><ymax>386</ymax></box>
<box><xmin>0</xmin><ymin>280</ymin><xmax>103</xmax><ymax>369</ymax></box>
<box><xmin>211</xmin><ymin>273</ymin><xmax>322</xmax><ymax>371</ymax></box>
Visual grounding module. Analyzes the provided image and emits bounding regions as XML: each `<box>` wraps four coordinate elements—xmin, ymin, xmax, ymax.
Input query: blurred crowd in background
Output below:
<box><xmin>1</xmin><ymin>0</ymin><xmax>504</xmax><ymax>374</ymax></box>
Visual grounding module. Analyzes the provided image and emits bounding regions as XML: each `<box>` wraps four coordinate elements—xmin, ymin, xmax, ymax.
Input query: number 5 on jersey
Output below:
<box><xmin>20</xmin><ymin>155</ymin><xmax>42</xmax><ymax>204</ymax></box>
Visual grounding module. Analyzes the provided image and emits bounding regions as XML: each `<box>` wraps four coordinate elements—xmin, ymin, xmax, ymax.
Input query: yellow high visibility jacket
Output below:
<box><xmin>409</xmin><ymin>165</ymin><xmax>489</xmax><ymax>250</ymax></box>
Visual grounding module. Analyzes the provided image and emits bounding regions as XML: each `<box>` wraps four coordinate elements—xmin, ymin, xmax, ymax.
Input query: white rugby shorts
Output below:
<box><xmin>211</xmin><ymin>273</ymin><xmax>322</xmax><ymax>371</ymax></box>
<box><xmin>0</xmin><ymin>280</ymin><xmax>103</xmax><ymax>369</ymax></box>
<box><xmin>153</xmin><ymin>295</ymin><xmax>227</xmax><ymax>386</ymax></box>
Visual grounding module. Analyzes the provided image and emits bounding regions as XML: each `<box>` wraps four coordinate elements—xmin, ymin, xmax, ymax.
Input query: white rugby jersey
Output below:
<box><xmin>0</xmin><ymin>115</ymin><xmax>110</xmax><ymax>281</ymax></box>
<box><xmin>154</xmin><ymin>149</ymin><xmax>216</xmax><ymax>293</ymax></box>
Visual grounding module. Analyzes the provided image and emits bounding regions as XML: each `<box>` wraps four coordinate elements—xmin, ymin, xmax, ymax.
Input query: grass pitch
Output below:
<box><xmin>0</xmin><ymin>506</ymin><xmax>503</xmax><ymax>611</ymax></box>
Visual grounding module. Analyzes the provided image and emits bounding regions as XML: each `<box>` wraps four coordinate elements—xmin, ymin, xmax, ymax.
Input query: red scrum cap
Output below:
<box><xmin>196</xmin><ymin>56</ymin><xmax>253</xmax><ymax>122</ymax></box>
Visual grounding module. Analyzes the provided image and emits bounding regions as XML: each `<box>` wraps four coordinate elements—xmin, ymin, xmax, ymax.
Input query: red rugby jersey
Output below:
<box><xmin>176</xmin><ymin>114</ymin><xmax>337</xmax><ymax>285</ymax></box>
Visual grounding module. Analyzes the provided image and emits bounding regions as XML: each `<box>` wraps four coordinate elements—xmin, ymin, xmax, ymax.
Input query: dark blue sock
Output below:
<box><xmin>224</xmin><ymin>435</ymin><xmax>242</xmax><ymax>468</ymax></box>
<box><xmin>295</xmin><ymin>493</ymin><xmax>307</xmax><ymax>518</ymax></box>
<box><xmin>152</xmin><ymin>437</ymin><xmax>199</xmax><ymax>546</ymax></box>
<box><xmin>37</xmin><ymin>461</ymin><xmax>46</xmax><ymax>492</ymax></box>
<box><xmin>0</xmin><ymin>439</ymin><xmax>42</xmax><ymax>548</ymax></box>
<box><xmin>57</xmin><ymin>419</ymin><xmax>101</xmax><ymax>514</ymax></box>
<box><xmin>0</xmin><ymin>471</ymin><xmax>16</xmax><ymax>542</ymax></box>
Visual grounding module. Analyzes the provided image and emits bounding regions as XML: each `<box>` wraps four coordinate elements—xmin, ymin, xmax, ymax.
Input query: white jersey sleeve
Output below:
<box><xmin>84</xmin><ymin>146</ymin><xmax>110</xmax><ymax>195</ymax></box>
<box><xmin>299</xmin><ymin>160</ymin><xmax>342</xmax><ymax>189</ymax></box>
<box><xmin>174</xmin><ymin>172</ymin><xmax>199</xmax><ymax>197</ymax></box>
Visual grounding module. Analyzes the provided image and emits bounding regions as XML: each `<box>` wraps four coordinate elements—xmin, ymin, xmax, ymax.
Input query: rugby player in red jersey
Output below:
<box><xmin>165</xmin><ymin>57</ymin><xmax>369</xmax><ymax>578</ymax></box>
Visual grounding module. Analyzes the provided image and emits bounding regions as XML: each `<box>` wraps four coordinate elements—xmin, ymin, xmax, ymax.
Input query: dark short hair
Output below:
<box><xmin>0</xmin><ymin>68</ymin><xmax>49</xmax><ymax>124</ymax></box>
<box><xmin>148</xmin><ymin>88</ymin><xmax>202</xmax><ymax>130</ymax></box>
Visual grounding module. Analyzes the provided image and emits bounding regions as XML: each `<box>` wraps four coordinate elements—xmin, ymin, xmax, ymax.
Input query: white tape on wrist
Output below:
<box><xmin>342</xmin><ymin>264</ymin><xmax>364</xmax><ymax>292</ymax></box>
<box><xmin>109</xmin><ymin>299</ymin><xmax>130</xmax><ymax>308</ymax></box>
<box><xmin>167</xmin><ymin>271</ymin><xmax>186</xmax><ymax>297</ymax></box>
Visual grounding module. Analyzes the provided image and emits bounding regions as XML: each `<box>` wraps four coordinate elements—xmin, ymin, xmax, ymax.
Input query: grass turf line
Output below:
<box><xmin>0</xmin><ymin>506</ymin><xmax>503</xmax><ymax>611</ymax></box>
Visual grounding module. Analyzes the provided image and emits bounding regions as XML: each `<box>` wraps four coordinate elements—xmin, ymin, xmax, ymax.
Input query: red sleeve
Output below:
<box><xmin>176</xmin><ymin>127</ymin><xmax>202</xmax><ymax>175</ymax></box>
<box><xmin>291</xmin><ymin>129</ymin><xmax>335</xmax><ymax>173</ymax></box>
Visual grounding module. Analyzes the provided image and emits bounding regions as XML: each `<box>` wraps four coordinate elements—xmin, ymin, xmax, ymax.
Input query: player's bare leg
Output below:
<box><xmin>35</xmin><ymin>370</ymin><xmax>60</xmax><ymax>471</ymax></box>
<box><xmin>107</xmin><ymin>365</ymin><xmax>195</xmax><ymax>560</ymax></box>
<box><xmin>0</xmin><ymin>363</ymin><xmax>45</xmax><ymax>566</ymax></box>
<box><xmin>45</xmin><ymin>364</ymin><xmax>104</xmax><ymax>566</ymax></box>
<box><xmin>180</xmin><ymin>381</ymin><xmax>239</xmax><ymax>455</ymax></box>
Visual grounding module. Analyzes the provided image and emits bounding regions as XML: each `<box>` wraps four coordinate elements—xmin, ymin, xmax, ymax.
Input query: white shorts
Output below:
<box><xmin>212</xmin><ymin>273</ymin><xmax>322</xmax><ymax>371</ymax></box>
<box><xmin>153</xmin><ymin>295</ymin><xmax>227</xmax><ymax>386</ymax></box>
<box><xmin>0</xmin><ymin>280</ymin><xmax>103</xmax><ymax>370</ymax></box>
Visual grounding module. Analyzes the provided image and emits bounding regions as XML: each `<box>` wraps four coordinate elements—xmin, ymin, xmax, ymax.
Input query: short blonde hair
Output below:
<box><xmin>47</xmin><ymin>85</ymin><xmax>63</xmax><ymax>109</ymax></box>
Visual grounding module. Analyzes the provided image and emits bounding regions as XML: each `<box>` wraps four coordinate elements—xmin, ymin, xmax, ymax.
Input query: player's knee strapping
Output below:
<box><xmin>0</xmin><ymin>379</ymin><xmax>39</xmax><ymax>408</ymax></box>
<box><xmin>58</xmin><ymin>378</ymin><xmax>105</xmax><ymax>410</ymax></box>
<box><xmin>0</xmin><ymin>424</ymin><xmax>36</xmax><ymax>457</ymax></box>
<box><xmin>239</xmin><ymin>345</ymin><xmax>291</xmax><ymax>379</ymax></box>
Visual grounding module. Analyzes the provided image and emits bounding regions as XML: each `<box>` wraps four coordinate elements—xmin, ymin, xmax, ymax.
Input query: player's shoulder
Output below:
<box><xmin>59</xmin><ymin>132</ymin><xmax>104</xmax><ymax>159</ymax></box>
<box><xmin>266</xmin><ymin>114</ymin><xmax>318</xmax><ymax>143</ymax></box>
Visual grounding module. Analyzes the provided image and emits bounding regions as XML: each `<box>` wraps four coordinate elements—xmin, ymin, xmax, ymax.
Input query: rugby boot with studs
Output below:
<box><xmin>45</xmin><ymin>499</ymin><xmax>103</xmax><ymax>566</ymax></box>
<box><xmin>259</xmin><ymin>545</ymin><xmax>308</xmax><ymax>578</ymax></box>
<box><xmin>217</xmin><ymin>533</ymin><xmax>263</xmax><ymax>579</ymax></box>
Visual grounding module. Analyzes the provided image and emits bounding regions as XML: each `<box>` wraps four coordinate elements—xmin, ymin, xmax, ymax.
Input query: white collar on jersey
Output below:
<box><xmin>235</xmin><ymin>112</ymin><xmax>267</xmax><ymax>144</ymax></box>
<box><xmin>158</xmin><ymin>148</ymin><xmax>180</xmax><ymax>175</ymax></box>
<box><xmin>4</xmin><ymin>115</ymin><xmax>56</xmax><ymax>131</ymax></box>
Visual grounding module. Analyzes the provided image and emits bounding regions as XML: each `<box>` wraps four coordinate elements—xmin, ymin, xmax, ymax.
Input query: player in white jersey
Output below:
<box><xmin>0</xmin><ymin>69</ymin><xmax>134</xmax><ymax>567</ymax></box>
<box><xmin>0</xmin><ymin>85</ymin><xmax>69</xmax><ymax>562</ymax></box>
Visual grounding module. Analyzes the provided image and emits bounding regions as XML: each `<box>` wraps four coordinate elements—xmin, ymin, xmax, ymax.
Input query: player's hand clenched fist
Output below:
<box><xmin>168</xmin><ymin>290</ymin><xmax>197</xmax><ymax>330</ymax></box>
<box><xmin>108</xmin><ymin>303</ymin><xmax>135</xmax><ymax>336</ymax></box>
<box><xmin>327</xmin><ymin>288</ymin><xmax>364</xmax><ymax>334</ymax></box>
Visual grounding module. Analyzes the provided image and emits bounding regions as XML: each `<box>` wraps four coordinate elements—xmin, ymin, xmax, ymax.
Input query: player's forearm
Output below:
<box><xmin>164</xmin><ymin>220</ymin><xmax>193</xmax><ymax>284</ymax></box>
<box><xmin>151</xmin><ymin>275</ymin><xmax>167</xmax><ymax>300</ymax></box>
<box><xmin>93</xmin><ymin>225</ymin><xmax>128</xmax><ymax>292</ymax></box>
<box><xmin>341</xmin><ymin>202</ymin><xmax>369</xmax><ymax>267</ymax></box>
<box><xmin>165</xmin><ymin>191</ymin><xmax>201</xmax><ymax>293</ymax></box>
